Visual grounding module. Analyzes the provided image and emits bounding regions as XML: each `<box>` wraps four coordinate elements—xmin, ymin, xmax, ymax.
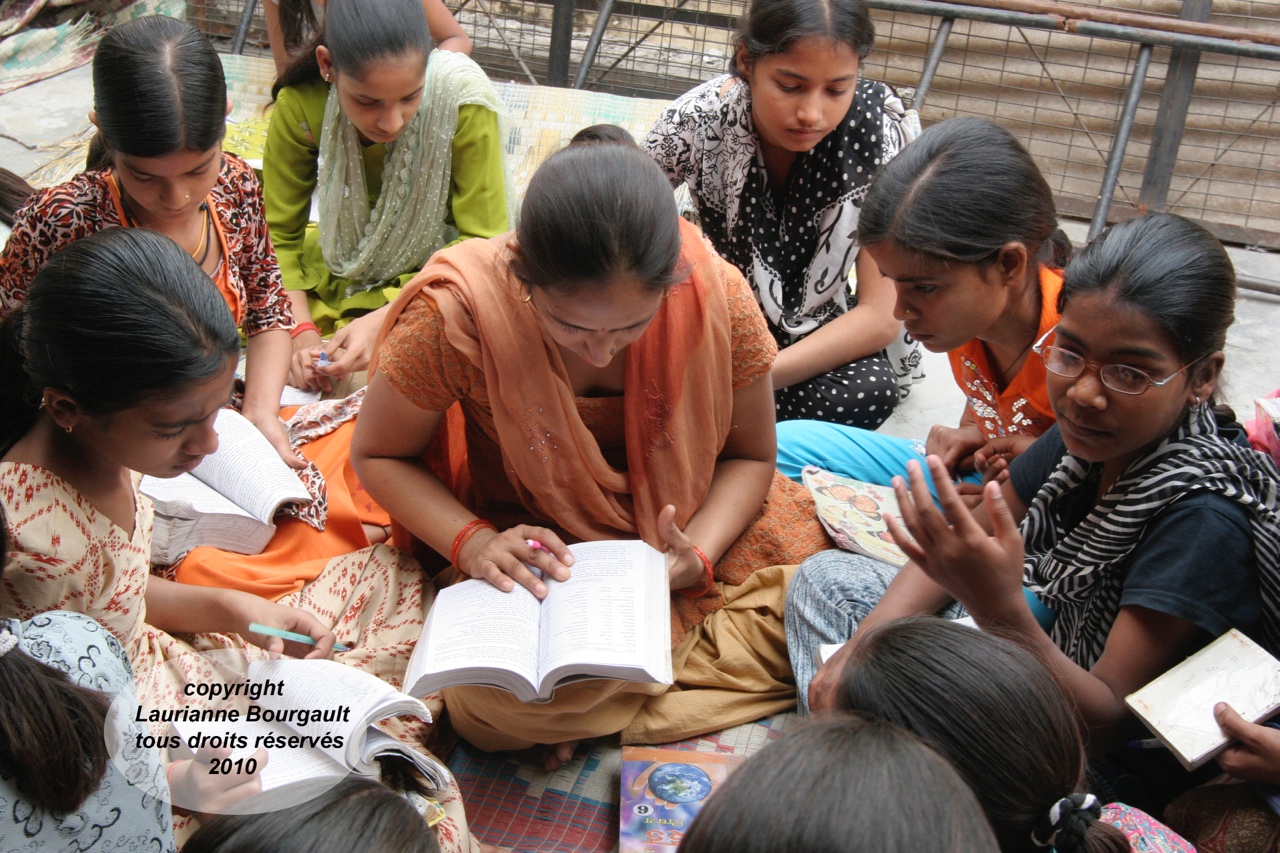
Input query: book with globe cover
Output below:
<box><xmin>620</xmin><ymin>747</ymin><xmax>744</xmax><ymax>851</ymax></box>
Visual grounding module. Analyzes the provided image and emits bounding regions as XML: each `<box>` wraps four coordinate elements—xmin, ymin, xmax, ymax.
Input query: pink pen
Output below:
<box><xmin>525</xmin><ymin>538</ymin><xmax>548</xmax><ymax>552</ymax></box>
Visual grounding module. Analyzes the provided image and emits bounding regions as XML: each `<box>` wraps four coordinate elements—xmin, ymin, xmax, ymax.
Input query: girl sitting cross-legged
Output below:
<box><xmin>353</xmin><ymin>140</ymin><xmax>833</xmax><ymax>769</ymax></box>
<box><xmin>644</xmin><ymin>0</ymin><xmax>919</xmax><ymax>430</ymax></box>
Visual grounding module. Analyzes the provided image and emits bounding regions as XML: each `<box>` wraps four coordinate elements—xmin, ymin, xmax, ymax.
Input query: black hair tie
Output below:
<box><xmin>1031</xmin><ymin>793</ymin><xmax>1101</xmax><ymax>851</ymax></box>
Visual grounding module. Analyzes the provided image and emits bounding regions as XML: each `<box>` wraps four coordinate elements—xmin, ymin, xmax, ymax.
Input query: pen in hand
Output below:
<box><xmin>248</xmin><ymin>622</ymin><xmax>350</xmax><ymax>653</ymax></box>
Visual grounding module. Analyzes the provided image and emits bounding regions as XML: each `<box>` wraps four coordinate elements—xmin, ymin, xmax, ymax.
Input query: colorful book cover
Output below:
<box><xmin>619</xmin><ymin>747</ymin><xmax>744</xmax><ymax>851</ymax></box>
<box><xmin>801</xmin><ymin>466</ymin><xmax>908</xmax><ymax>566</ymax></box>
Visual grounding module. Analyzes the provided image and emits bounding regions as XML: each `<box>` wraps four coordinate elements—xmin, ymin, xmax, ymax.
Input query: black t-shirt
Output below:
<box><xmin>1010</xmin><ymin>424</ymin><xmax>1263</xmax><ymax>644</ymax></box>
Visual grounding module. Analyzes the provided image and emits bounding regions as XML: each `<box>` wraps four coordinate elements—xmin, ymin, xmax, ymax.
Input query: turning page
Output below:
<box><xmin>191</xmin><ymin>409</ymin><xmax>310</xmax><ymax>523</ymax></box>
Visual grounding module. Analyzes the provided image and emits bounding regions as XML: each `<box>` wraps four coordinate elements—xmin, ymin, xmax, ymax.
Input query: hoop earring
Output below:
<box><xmin>64</xmin><ymin>424</ymin><xmax>74</xmax><ymax>434</ymax></box>
<box><xmin>521</xmin><ymin>292</ymin><xmax>532</xmax><ymax>304</ymax></box>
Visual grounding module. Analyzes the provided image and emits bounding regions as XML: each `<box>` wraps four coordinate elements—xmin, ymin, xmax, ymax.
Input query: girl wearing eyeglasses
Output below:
<box><xmin>775</xmin><ymin>117</ymin><xmax>1070</xmax><ymax>500</ymax></box>
<box><xmin>790</xmin><ymin>212</ymin><xmax>1280</xmax><ymax>812</ymax></box>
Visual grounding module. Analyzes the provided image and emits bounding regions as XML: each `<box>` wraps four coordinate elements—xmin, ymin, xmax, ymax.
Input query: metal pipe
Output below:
<box><xmin>547</xmin><ymin>0</ymin><xmax>576</xmax><ymax>87</ymax></box>
<box><xmin>911</xmin><ymin>17</ymin><xmax>954</xmax><ymax>110</ymax></box>
<box><xmin>938</xmin><ymin>0</ymin><xmax>1280</xmax><ymax>47</ymax></box>
<box><xmin>1088</xmin><ymin>43</ymin><xmax>1152</xmax><ymax>241</ymax></box>
<box><xmin>1068</xmin><ymin>20</ymin><xmax>1280</xmax><ymax>62</ymax></box>
<box><xmin>231</xmin><ymin>0</ymin><xmax>259</xmax><ymax>55</ymax></box>
<box><xmin>573</xmin><ymin>0</ymin><xmax>617</xmax><ymax>89</ymax></box>
<box><xmin>866</xmin><ymin>0</ymin><xmax>1280</xmax><ymax>61</ymax></box>
<box><xmin>1240</xmin><ymin>273</ymin><xmax>1280</xmax><ymax>298</ymax></box>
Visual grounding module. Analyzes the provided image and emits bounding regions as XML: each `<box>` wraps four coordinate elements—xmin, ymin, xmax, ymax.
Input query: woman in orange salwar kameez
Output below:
<box><xmin>352</xmin><ymin>141</ymin><xmax>831</xmax><ymax>765</ymax></box>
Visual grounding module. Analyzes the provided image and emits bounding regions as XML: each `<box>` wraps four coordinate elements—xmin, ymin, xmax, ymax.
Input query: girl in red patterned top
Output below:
<box><xmin>0</xmin><ymin>16</ymin><xmax>301</xmax><ymax>468</ymax></box>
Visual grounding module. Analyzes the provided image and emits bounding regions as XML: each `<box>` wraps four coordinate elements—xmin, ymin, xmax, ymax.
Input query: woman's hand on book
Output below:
<box><xmin>1215</xmin><ymin>704</ymin><xmax>1280</xmax><ymax>784</ymax></box>
<box><xmin>245</xmin><ymin>410</ymin><xmax>307</xmax><ymax>470</ymax></box>
<box><xmin>168</xmin><ymin>746</ymin><xmax>267</xmax><ymax>816</ymax></box>
<box><xmin>461</xmin><ymin>525</ymin><xmax>573</xmax><ymax>599</ymax></box>
<box><xmin>885</xmin><ymin>456</ymin><xmax>1026</xmax><ymax>620</ymax></box>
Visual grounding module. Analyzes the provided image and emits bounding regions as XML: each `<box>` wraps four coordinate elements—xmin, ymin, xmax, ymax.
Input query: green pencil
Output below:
<box><xmin>248</xmin><ymin>622</ymin><xmax>351</xmax><ymax>653</ymax></box>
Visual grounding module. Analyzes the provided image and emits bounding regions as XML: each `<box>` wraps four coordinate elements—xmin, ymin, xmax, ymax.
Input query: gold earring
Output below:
<box><xmin>609</xmin><ymin>347</ymin><xmax>617</xmax><ymax>356</ymax></box>
<box><xmin>521</xmin><ymin>292</ymin><xmax>532</xmax><ymax>304</ymax></box>
<box><xmin>64</xmin><ymin>424</ymin><xmax>73</xmax><ymax>434</ymax></box>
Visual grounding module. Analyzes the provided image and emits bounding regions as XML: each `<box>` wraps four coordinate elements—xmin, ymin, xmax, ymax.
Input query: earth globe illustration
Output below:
<box><xmin>646</xmin><ymin>763</ymin><xmax>713</xmax><ymax>804</ymax></box>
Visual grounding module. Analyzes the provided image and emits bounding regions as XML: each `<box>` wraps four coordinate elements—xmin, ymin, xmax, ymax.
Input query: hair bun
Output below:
<box><xmin>1032</xmin><ymin>793</ymin><xmax>1101</xmax><ymax>851</ymax></box>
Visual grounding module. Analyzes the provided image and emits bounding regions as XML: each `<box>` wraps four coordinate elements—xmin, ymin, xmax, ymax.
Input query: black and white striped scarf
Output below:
<box><xmin>1022</xmin><ymin>405</ymin><xmax>1280</xmax><ymax>668</ymax></box>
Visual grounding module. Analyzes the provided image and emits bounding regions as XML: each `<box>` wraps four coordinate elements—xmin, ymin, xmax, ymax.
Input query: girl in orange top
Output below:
<box><xmin>776</xmin><ymin>117</ymin><xmax>1069</xmax><ymax>498</ymax></box>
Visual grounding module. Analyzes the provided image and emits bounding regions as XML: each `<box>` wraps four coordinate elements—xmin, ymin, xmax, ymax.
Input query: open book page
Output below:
<box><xmin>140</xmin><ymin>473</ymin><xmax>256</xmax><ymax>521</ymax></box>
<box><xmin>538</xmin><ymin>540</ymin><xmax>672</xmax><ymax>688</ymax></box>
<box><xmin>191</xmin><ymin>409</ymin><xmax>310</xmax><ymax>523</ymax></box>
<box><xmin>802</xmin><ymin>467</ymin><xmax>908</xmax><ymax>567</ymax></box>
<box><xmin>408</xmin><ymin>580</ymin><xmax>543</xmax><ymax>692</ymax></box>
<box><xmin>1126</xmin><ymin>629</ymin><xmax>1280</xmax><ymax>769</ymax></box>
<box><xmin>248</xmin><ymin>660</ymin><xmax>432</xmax><ymax>771</ymax></box>
<box><xmin>171</xmin><ymin>715</ymin><xmax>346</xmax><ymax>792</ymax></box>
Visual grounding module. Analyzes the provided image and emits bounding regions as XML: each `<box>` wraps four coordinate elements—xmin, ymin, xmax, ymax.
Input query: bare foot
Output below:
<box><xmin>362</xmin><ymin>522</ymin><xmax>390</xmax><ymax>545</ymax></box>
<box><xmin>542</xmin><ymin>740</ymin><xmax>581</xmax><ymax>772</ymax></box>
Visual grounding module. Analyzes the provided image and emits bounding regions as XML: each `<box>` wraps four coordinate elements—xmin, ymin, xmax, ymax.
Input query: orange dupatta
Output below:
<box><xmin>372</xmin><ymin>218</ymin><xmax>736</xmax><ymax>552</ymax></box>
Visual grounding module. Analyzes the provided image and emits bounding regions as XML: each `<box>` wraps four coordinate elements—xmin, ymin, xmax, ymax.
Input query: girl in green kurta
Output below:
<box><xmin>265</xmin><ymin>0</ymin><xmax>511</xmax><ymax>390</ymax></box>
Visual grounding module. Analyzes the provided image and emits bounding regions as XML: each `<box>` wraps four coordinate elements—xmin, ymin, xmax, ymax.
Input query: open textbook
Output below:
<box><xmin>171</xmin><ymin>658</ymin><xmax>449</xmax><ymax>812</ymax></box>
<box><xmin>140</xmin><ymin>409</ymin><xmax>310</xmax><ymax>563</ymax></box>
<box><xmin>802</xmin><ymin>466</ymin><xmax>908</xmax><ymax>567</ymax></box>
<box><xmin>1126</xmin><ymin>628</ymin><xmax>1280</xmax><ymax>770</ymax></box>
<box><xmin>406</xmin><ymin>540</ymin><xmax>673</xmax><ymax>703</ymax></box>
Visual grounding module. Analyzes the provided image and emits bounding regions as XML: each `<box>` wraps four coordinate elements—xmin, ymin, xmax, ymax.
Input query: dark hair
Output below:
<box><xmin>680</xmin><ymin>715</ymin><xmax>999</xmax><ymax>853</ymax></box>
<box><xmin>568</xmin><ymin>124</ymin><xmax>638</xmax><ymax>148</ymax></box>
<box><xmin>273</xmin><ymin>0</ymin><xmax>432</xmax><ymax>100</ymax></box>
<box><xmin>276</xmin><ymin>0</ymin><xmax>321</xmax><ymax>57</ymax></box>
<box><xmin>0</xmin><ymin>167</ymin><xmax>35</xmax><ymax>226</ymax></box>
<box><xmin>184</xmin><ymin>776</ymin><xmax>440</xmax><ymax>853</ymax></box>
<box><xmin>87</xmin><ymin>16</ymin><xmax>226</xmax><ymax>172</ymax></box>
<box><xmin>858</xmin><ymin>117</ymin><xmax>1071</xmax><ymax>271</ymax></box>
<box><xmin>837</xmin><ymin>618</ymin><xmax>1128</xmax><ymax>853</ymax></box>
<box><xmin>1060</xmin><ymin>212</ymin><xmax>1234</xmax><ymax>368</ymax></box>
<box><xmin>735</xmin><ymin>0</ymin><xmax>876</xmax><ymax>74</ymax></box>
<box><xmin>511</xmin><ymin>144</ymin><xmax>682</xmax><ymax>294</ymax></box>
<box><xmin>0</xmin><ymin>523</ymin><xmax>113</xmax><ymax>817</ymax></box>
<box><xmin>0</xmin><ymin>228</ymin><xmax>240</xmax><ymax>455</ymax></box>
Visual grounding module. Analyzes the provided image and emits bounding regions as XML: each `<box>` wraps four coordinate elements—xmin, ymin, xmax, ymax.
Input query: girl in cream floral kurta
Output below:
<box><xmin>0</xmin><ymin>462</ymin><xmax>476</xmax><ymax>852</ymax></box>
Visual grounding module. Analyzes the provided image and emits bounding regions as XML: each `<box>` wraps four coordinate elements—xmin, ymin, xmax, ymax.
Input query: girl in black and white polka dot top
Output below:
<box><xmin>644</xmin><ymin>0</ymin><xmax>918</xmax><ymax>431</ymax></box>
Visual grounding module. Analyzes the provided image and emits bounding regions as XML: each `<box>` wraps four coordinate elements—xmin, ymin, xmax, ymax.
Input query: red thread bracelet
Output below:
<box><xmin>290</xmin><ymin>321</ymin><xmax>319</xmax><ymax>339</ymax></box>
<box><xmin>677</xmin><ymin>546</ymin><xmax>715</xmax><ymax>598</ymax></box>
<box><xmin>450</xmin><ymin>519</ymin><xmax>497</xmax><ymax>570</ymax></box>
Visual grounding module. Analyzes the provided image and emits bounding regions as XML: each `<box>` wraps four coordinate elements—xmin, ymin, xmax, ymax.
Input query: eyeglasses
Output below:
<box><xmin>1031</xmin><ymin>326</ymin><xmax>1200</xmax><ymax>396</ymax></box>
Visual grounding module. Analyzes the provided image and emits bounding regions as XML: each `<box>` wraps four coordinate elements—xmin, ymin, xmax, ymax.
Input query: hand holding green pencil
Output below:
<box><xmin>249</xmin><ymin>622</ymin><xmax>351</xmax><ymax>654</ymax></box>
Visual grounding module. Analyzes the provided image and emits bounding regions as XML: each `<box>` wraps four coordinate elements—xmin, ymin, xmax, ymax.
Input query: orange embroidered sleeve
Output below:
<box><xmin>378</xmin><ymin>292</ymin><xmax>484</xmax><ymax>411</ymax></box>
<box><xmin>721</xmin><ymin>255</ymin><xmax>777</xmax><ymax>390</ymax></box>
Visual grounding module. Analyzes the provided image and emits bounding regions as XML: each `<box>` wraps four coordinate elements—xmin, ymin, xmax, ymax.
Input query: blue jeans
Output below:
<box><xmin>785</xmin><ymin>550</ymin><xmax>966</xmax><ymax>714</ymax></box>
<box><xmin>786</xmin><ymin>550</ymin><xmax>1057</xmax><ymax>714</ymax></box>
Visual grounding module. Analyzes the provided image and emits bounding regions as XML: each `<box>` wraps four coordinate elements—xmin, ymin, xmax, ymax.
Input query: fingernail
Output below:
<box><xmin>536</xmin><ymin>583</ymin><xmax>546</xmax><ymax>596</ymax></box>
